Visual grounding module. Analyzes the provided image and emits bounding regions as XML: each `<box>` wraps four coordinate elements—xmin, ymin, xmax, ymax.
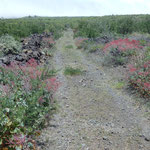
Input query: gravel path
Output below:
<box><xmin>38</xmin><ymin>30</ymin><xmax>150</xmax><ymax>150</ymax></box>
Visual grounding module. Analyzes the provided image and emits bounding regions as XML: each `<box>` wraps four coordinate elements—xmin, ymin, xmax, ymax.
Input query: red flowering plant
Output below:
<box><xmin>75</xmin><ymin>38</ymin><xmax>88</xmax><ymax>49</ymax></box>
<box><xmin>42</xmin><ymin>37</ymin><xmax>56</xmax><ymax>48</ymax></box>
<box><xmin>128</xmin><ymin>61</ymin><xmax>150</xmax><ymax>98</ymax></box>
<box><xmin>103</xmin><ymin>39</ymin><xmax>142</xmax><ymax>66</ymax></box>
<box><xmin>0</xmin><ymin>58</ymin><xmax>59</xmax><ymax>149</ymax></box>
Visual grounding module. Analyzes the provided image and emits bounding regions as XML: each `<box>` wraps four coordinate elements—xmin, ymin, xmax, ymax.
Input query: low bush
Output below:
<box><xmin>74</xmin><ymin>15</ymin><xmax>150</xmax><ymax>38</ymax></box>
<box><xmin>128</xmin><ymin>61</ymin><xmax>150</xmax><ymax>98</ymax></box>
<box><xmin>139</xmin><ymin>40</ymin><xmax>147</xmax><ymax>46</ymax></box>
<box><xmin>103</xmin><ymin>39</ymin><xmax>142</xmax><ymax>66</ymax></box>
<box><xmin>75</xmin><ymin>38</ymin><xmax>88</xmax><ymax>49</ymax></box>
<box><xmin>0</xmin><ymin>58</ymin><xmax>59</xmax><ymax>149</ymax></box>
<box><xmin>0</xmin><ymin>35</ymin><xmax>21</xmax><ymax>56</ymax></box>
<box><xmin>81</xmin><ymin>40</ymin><xmax>104</xmax><ymax>53</ymax></box>
<box><xmin>144</xmin><ymin>47</ymin><xmax>150</xmax><ymax>62</ymax></box>
<box><xmin>41</xmin><ymin>37</ymin><xmax>56</xmax><ymax>49</ymax></box>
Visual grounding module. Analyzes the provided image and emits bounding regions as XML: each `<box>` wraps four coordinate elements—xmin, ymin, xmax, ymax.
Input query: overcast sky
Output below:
<box><xmin>0</xmin><ymin>0</ymin><xmax>150</xmax><ymax>18</ymax></box>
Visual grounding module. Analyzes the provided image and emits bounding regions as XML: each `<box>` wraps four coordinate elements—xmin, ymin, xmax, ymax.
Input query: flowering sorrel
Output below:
<box><xmin>0</xmin><ymin>58</ymin><xmax>59</xmax><ymax>149</ymax></box>
<box><xmin>104</xmin><ymin>39</ymin><xmax>142</xmax><ymax>52</ymax></box>
<box><xmin>128</xmin><ymin>61</ymin><xmax>150</xmax><ymax>98</ymax></box>
<box><xmin>75</xmin><ymin>38</ymin><xmax>88</xmax><ymax>49</ymax></box>
<box><xmin>103</xmin><ymin>39</ymin><xmax>142</xmax><ymax>66</ymax></box>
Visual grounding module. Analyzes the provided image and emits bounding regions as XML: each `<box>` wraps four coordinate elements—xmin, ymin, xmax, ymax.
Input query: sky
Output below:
<box><xmin>0</xmin><ymin>0</ymin><xmax>150</xmax><ymax>18</ymax></box>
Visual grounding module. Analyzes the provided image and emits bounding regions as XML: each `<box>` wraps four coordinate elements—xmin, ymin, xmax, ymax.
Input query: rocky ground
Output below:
<box><xmin>0</xmin><ymin>32</ymin><xmax>55</xmax><ymax>65</ymax></box>
<box><xmin>38</xmin><ymin>29</ymin><xmax>150</xmax><ymax>150</ymax></box>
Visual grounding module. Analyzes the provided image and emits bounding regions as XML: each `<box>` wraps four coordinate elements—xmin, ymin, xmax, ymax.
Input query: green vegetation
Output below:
<box><xmin>114</xmin><ymin>81</ymin><xmax>125</xmax><ymax>89</ymax></box>
<box><xmin>103</xmin><ymin>39</ymin><xmax>141</xmax><ymax>66</ymax></box>
<box><xmin>0</xmin><ymin>59</ymin><xmax>59</xmax><ymax>149</ymax></box>
<box><xmin>78</xmin><ymin>40</ymin><xmax>104</xmax><ymax>53</ymax></box>
<box><xmin>0</xmin><ymin>14</ymin><xmax>150</xmax><ymax>148</ymax></box>
<box><xmin>64</xmin><ymin>66</ymin><xmax>83</xmax><ymax>76</ymax></box>
<box><xmin>74</xmin><ymin>15</ymin><xmax>150</xmax><ymax>38</ymax></box>
<box><xmin>65</xmin><ymin>45</ymin><xmax>74</xmax><ymax>49</ymax></box>
<box><xmin>0</xmin><ymin>35</ymin><xmax>21</xmax><ymax>56</ymax></box>
<box><xmin>1</xmin><ymin>15</ymin><xmax>150</xmax><ymax>41</ymax></box>
<box><xmin>145</xmin><ymin>47</ymin><xmax>150</xmax><ymax>61</ymax></box>
<box><xmin>0</xmin><ymin>17</ymin><xmax>71</xmax><ymax>40</ymax></box>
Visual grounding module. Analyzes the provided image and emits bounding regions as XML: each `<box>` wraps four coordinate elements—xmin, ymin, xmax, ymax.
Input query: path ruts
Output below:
<box><xmin>38</xmin><ymin>30</ymin><xmax>150</xmax><ymax>150</ymax></box>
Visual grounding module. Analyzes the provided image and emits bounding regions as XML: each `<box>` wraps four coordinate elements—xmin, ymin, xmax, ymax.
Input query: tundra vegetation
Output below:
<box><xmin>0</xmin><ymin>15</ymin><xmax>150</xmax><ymax>149</ymax></box>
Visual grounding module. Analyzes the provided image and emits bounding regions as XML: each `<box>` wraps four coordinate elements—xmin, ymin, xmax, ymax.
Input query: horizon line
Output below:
<box><xmin>1</xmin><ymin>13</ymin><xmax>150</xmax><ymax>19</ymax></box>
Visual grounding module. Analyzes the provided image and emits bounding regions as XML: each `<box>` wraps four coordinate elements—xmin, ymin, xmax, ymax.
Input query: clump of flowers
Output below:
<box><xmin>42</xmin><ymin>37</ymin><xmax>56</xmax><ymax>48</ymax></box>
<box><xmin>104</xmin><ymin>39</ymin><xmax>142</xmax><ymax>52</ymax></box>
<box><xmin>0</xmin><ymin>58</ymin><xmax>59</xmax><ymax>149</ymax></box>
<box><xmin>128</xmin><ymin>61</ymin><xmax>150</xmax><ymax>98</ymax></box>
<box><xmin>75</xmin><ymin>38</ymin><xmax>88</xmax><ymax>49</ymax></box>
<box><xmin>103</xmin><ymin>39</ymin><xmax>142</xmax><ymax>66</ymax></box>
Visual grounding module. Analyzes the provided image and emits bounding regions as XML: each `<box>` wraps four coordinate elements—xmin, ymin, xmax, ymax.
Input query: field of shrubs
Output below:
<box><xmin>0</xmin><ymin>15</ymin><xmax>150</xmax><ymax>149</ymax></box>
<box><xmin>73</xmin><ymin>15</ymin><xmax>150</xmax><ymax>99</ymax></box>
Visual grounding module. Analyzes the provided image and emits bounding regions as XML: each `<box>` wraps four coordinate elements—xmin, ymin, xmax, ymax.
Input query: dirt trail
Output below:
<box><xmin>39</xmin><ymin>30</ymin><xmax>150</xmax><ymax>150</ymax></box>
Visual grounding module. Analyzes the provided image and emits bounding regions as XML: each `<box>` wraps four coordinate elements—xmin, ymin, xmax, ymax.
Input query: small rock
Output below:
<box><xmin>79</xmin><ymin>78</ymin><xmax>86</xmax><ymax>83</ymax></box>
<box><xmin>79</xmin><ymin>79</ymin><xmax>84</xmax><ymax>83</ymax></box>
<box><xmin>33</xmin><ymin>51</ymin><xmax>40</xmax><ymax>58</ymax></box>
<box><xmin>82</xmin><ymin>83</ymin><xmax>86</xmax><ymax>87</ymax></box>
<box><xmin>15</xmin><ymin>55</ymin><xmax>24</xmax><ymax>61</ymax></box>
<box><xmin>2</xmin><ymin>57</ymin><xmax>10</xmax><ymax>65</ymax></box>
<box><xmin>103</xmin><ymin>136</ymin><xmax>108</xmax><ymax>141</ymax></box>
<box><xmin>66</xmin><ymin>104</ymin><xmax>69</xmax><ymax>108</ymax></box>
<box><xmin>49</xmin><ymin>124</ymin><xmax>59</xmax><ymax>128</ymax></box>
<box><xmin>139</xmin><ymin>145</ymin><xmax>144</xmax><ymax>149</ymax></box>
<box><xmin>22</xmin><ymin>49</ymin><xmax>29</xmax><ymax>53</ymax></box>
<box><xmin>41</xmin><ymin>51</ymin><xmax>45</xmax><ymax>55</ymax></box>
<box><xmin>62</xmin><ymin>96</ymin><xmax>68</xmax><ymax>99</ymax></box>
<box><xmin>111</xmin><ymin>131</ymin><xmax>114</xmax><ymax>134</ymax></box>
<box><xmin>145</xmin><ymin>137</ymin><xmax>150</xmax><ymax>141</ymax></box>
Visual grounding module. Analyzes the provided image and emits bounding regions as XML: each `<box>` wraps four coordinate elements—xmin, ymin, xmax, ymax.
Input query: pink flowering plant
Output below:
<box><xmin>103</xmin><ymin>39</ymin><xmax>142</xmax><ymax>66</ymax></box>
<box><xmin>0</xmin><ymin>59</ymin><xmax>59</xmax><ymax>149</ymax></box>
<box><xmin>75</xmin><ymin>38</ymin><xmax>88</xmax><ymax>49</ymax></box>
<box><xmin>128</xmin><ymin>61</ymin><xmax>150</xmax><ymax>98</ymax></box>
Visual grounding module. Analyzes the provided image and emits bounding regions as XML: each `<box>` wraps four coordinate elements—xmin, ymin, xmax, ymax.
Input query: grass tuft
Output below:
<box><xmin>64</xmin><ymin>67</ymin><xmax>83</xmax><ymax>76</ymax></box>
<box><xmin>114</xmin><ymin>81</ymin><xmax>125</xmax><ymax>89</ymax></box>
<box><xmin>65</xmin><ymin>45</ymin><xmax>73</xmax><ymax>49</ymax></box>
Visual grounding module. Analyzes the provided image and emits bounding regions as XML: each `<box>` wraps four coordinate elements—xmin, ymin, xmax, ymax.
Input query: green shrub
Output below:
<box><xmin>88</xmin><ymin>44</ymin><xmax>104</xmax><ymax>53</ymax></box>
<box><xmin>77</xmin><ymin>39</ymin><xmax>104</xmax><ymax>53</ymax></box>
<box><xmin>0</xmin><ymin>17</ymin><xmax>69</xmax><ymax>40</ymax></box>
<box><xmin>0</xmin><ymin>35</ymin><xmax>21</xmax><ymax>56</ymax></box>
<box><xmin>115</xmin><ymin>17</ymin><xmax>134</xmax><ymax>34</ymax></box>
<box><xmin>139</xmin><ymin>40</ymin><xmax>147</xmax><ymax>46</ymax></box>
<box><xmin>128</xmin><ymin>61</ymin><xmax>150</xmax><ymax>98</ymax></box>
<box><xmin>103</xmin><ymin>39</ymin><xmax>141</xmax><ymax>66</ymax></box>
<box><xmin>144</xmin><ymin>47</ymin><xmax>150</xmax><ymax>61</ymax></box>
<box><xmin>74</xmin><ymin>15</ymin><xmax>150</xmax><ymax>38</ymax></box>
<box><xmin>0</xmin><ymin>59</ymin><xmax>59</xmax><ymax>149</ymax></box>
<box><xmin>75</xmin><ymin>38</ymin><xmax>88</xmax><ymax>49</ymax></box>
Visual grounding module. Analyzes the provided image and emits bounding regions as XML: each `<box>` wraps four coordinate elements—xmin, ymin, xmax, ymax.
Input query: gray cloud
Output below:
<box><xmin>0</xmin><ymin>0</ymin><xmax>150</xmax><ymax>18</ymax></box>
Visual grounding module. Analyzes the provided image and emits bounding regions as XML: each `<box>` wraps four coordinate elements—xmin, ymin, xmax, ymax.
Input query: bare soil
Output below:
<box><xmin>38</xmin><ymin>30</ymin><xmax>150</xmax><ymax>150</ymax></box>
